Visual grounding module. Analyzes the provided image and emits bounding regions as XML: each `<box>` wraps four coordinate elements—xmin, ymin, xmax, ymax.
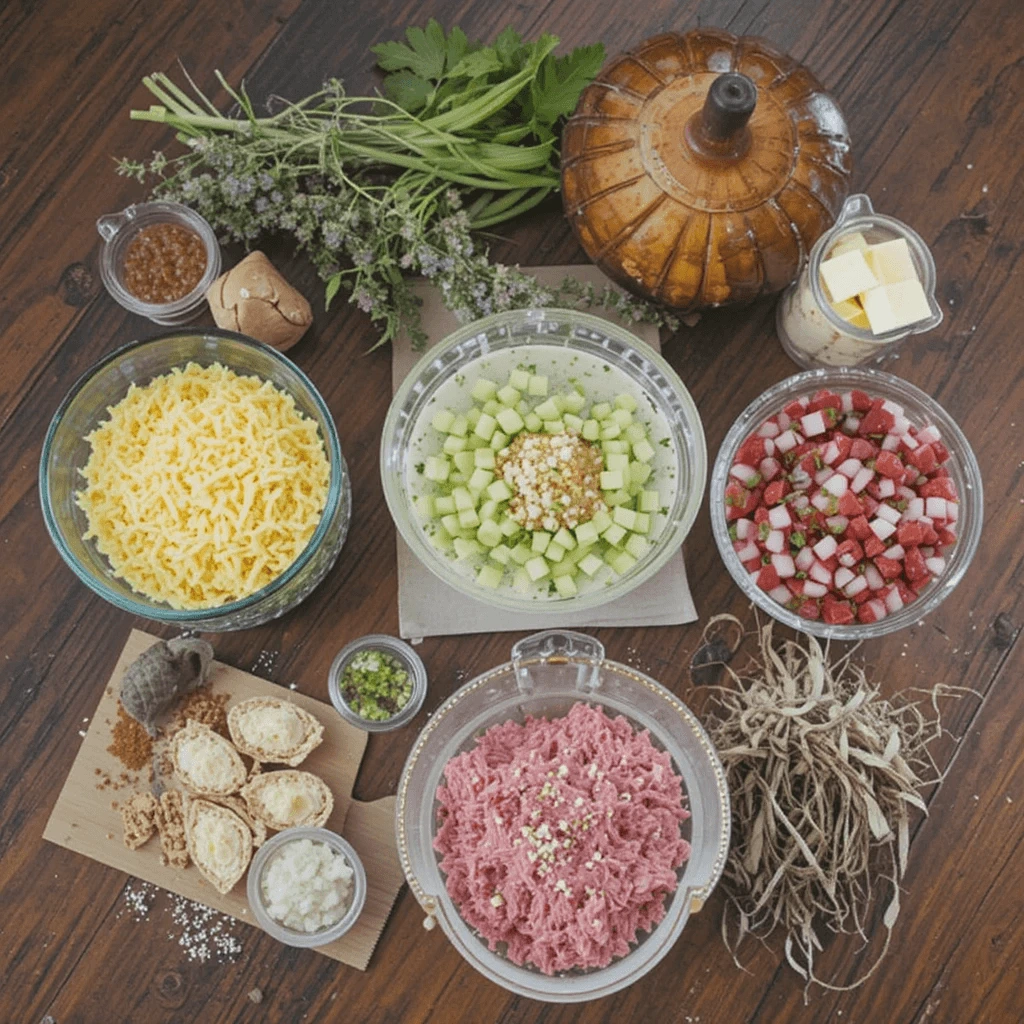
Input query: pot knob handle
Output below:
<box><xmin>511</xmin><ymin>630</ymin><xmax>605</xmax><ymax>695</ymax></box>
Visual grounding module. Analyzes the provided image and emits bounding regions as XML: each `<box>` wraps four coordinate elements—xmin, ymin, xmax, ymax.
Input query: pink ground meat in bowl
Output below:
<box><xmin>433</xmin><ymin>702</ymin><xmax>691</xmax><ymax>975</ymax></box>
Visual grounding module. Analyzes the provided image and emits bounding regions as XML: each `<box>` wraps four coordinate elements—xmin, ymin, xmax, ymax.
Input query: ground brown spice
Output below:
<box><xmin>122</xmin><ymin>222</ymin><xmax>207</xmax><ymax>303</ymax></box>
<box><xmin>171</xmin><ymin>687</ymin><xmax>230</xmax><ymax>737</ymax></box>
<box><xmin>107</xmin><ymin>704</ymin><xmax>153</xmax><ymax>770</ymax></box>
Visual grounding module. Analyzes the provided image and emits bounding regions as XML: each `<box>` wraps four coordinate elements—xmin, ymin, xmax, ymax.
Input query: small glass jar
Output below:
<box><xmin>775</xmin><ymin>194</ymin><xmax>943</xmax><ymax>369</ymax></box>
<box><xmin>96</xmin><ymin>201</ymin><xmax>221</xmax><ymax>325</ymax></box>
<box><xmin>328</xmin><ymin>635</ymin><xmax>428</xmax><ymax>733</ymax></box>
<box><xmin>247</xmin><ymin>827</ymin><xmax>367</xmax><ymax>948</ymax></box>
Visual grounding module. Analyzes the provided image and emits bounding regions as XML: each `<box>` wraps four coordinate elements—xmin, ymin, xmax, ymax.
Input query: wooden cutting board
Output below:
<box><xmin>43</xmin><ymin>629</ymin><xmax>406</xmax><ymax>970</ymax></box>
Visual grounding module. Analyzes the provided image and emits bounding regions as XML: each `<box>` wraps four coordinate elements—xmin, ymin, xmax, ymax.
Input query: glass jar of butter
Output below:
<box><xmin>775</xmin><ymin>194</ymin><xmax>943</xmax><ymax>369</ymax></box>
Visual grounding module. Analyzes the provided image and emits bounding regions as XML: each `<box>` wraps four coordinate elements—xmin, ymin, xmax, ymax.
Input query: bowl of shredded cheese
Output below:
<box><xmin>40</xmin><ymin>329</ymin><xmax>350</xmax><ymax>630</ymax></box>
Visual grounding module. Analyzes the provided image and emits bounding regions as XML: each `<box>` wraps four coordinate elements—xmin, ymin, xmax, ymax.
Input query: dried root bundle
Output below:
<box><xmin>700</xmin><ymin>615</ymin><xmax>960</xmax><ymax>994</ymax></box>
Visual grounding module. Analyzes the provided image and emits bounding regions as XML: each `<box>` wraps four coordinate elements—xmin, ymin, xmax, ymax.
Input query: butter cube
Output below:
<box><xmin>865</xmin><ymin>238</ymin><xmax>918</xmax><ymax>285</ymax></box>
<box><xmin>861</xmin><ymin>280</ymin><xmax>932</xmax><ymax>334</ymax></box>
<box><xmin>828</xmin><ymin>231</ymin><xmax>869</xmax><ymax>258</ymax></box>
<box><xmin>830</xmin><ymin>297</ymin><xmax>871</xmax><ymax>331</ymax></box>
<box><xmin>819</xmin><ymin>249</ymin><xmax>879</xmax><ymax>304</ymax></box>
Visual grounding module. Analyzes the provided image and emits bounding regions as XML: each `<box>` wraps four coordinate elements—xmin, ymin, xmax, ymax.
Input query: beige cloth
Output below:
<box><xmin>391</xmin><ymin>265</ymin><xmax>698</xmax><ymax>640</ymax></box>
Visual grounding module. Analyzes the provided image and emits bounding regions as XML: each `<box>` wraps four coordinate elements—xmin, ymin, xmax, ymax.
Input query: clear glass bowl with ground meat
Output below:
<box><xmin>97</xmin><ymin>201</ymin><xmax>221</xmax><ymax>324</ymax></box>
<box><xmin>395</xmin><ymin>629</ymin><xmax>730</xmax><ymax>1002</ymax></box>
<box><xmin>39</xmin><ymin>328</ymin><xmax>351</xmax><ymax>631</ymax></box>
<box><xmin>328</xmin><ymin>635</ymin><xmax>428</xmax><ymax>732</ymax></box>
<box><xmin>381</xmin><ymin>309</ymin><xmax>707</xmax><ymax>613</ymax></box>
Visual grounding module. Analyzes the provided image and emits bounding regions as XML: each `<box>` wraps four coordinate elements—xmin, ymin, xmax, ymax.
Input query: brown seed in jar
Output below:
<box><xmin>122</xmin><ymin>223</ymin><xmax>207</xmax><ymax>304</ymax></box>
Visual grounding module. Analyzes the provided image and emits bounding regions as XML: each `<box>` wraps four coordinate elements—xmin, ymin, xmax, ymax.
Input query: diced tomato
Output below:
<box><xmin>757</xmin><ymin>565</ymin><xmax>781</xmax><ymax>591</ymax></box>
<box><xmin>785</xmin><ymin>578</ymin><xmax>805</xmax><ymax>595</ymax></box>
<box><xmin>783</xmin><ymin>399</ymin><xmax>807</xmax><ymax>419</ymax></box>
<box><xmin>738</xmin><ymin>435</ymin><xmax>767</xmax><ymax>465</ymax></box>
<box><xmin>859</xmin><ymin>404</ymin><xmax>895</xmax><ymax>436</ymax></box>
<box><xmin>764</xmin><ymin>480</ymin><xmax>790</xmax><ymax>505</ymax></box>
<box><xmin>851</xmin><ymin>390</ymin><xmax>873</xmax><ymax>412</ymax></box>
<box><xmin>897</xmin><ymin>521</ymin><xmax>926</xmax><ymax>547</ymax></box>
<box><xmin>832</xmin><ymin>434</ymin><xmax>853</xmax><ymax>462</ymax></box>
<box><xmin>848</xmin><ymin>516</ymin><xmax>873</xmax><ymax>541</ymax></box>
<box><xmin>874</xmin><ymin>450</ymin><xmax>905</xmax><ymax>480</ymax></box>
<box><xmin>921</xmin><ymin>524</ymin><xmax>939</xmax><ymax>545</ymax></box>
<box><xmin>864</xmin><ymin>535</ymin><xmax>886</xmax><ymax>558</ymax></box>
<box><xmin>822</xmin><ymin>598</ymin><xmax>855</xmax><ymax>625</ymax></box>
<box><xmin>838</xmin><ymin>490</ymin><xmax>864</xmax><ymax>517</ymax></box>
<box><xmin>932</xmin><ymin>440</ymin><xmax>951</xmax><ymax>463</ymax></box>
<box><xmin>861</xmin><ymin>495</ymin><xmax>880</xmax><ymax>517</ymax></box>
<box><xmin>858</xmin><ymin>602</ymin><xmax>882</xmax><ymax>623</ymax></box>
<box><xmin>874</xmin><ymin>556</ymin><xmax>903</xmax><ymax>580</ymax></box>
<box><xmin>937</xmin><ymin>526</ymin><xmax>958</xmax><ymax>546</ymax></box>
<box><xmin>821</xmin><ymin>554</ymin><xmax>840</xmax><ymax>573</ymax></box>
<box><xmin>836</xmin><ymin>539</ymin><xmax>864</xmax><ymax>564</ymax></box>
<box><xmin>853</xmin><ymin>587</ymin><xmax>873</xmax><ymax>605</ymax></box>
<box><xmin>904</xmin><ymin>547</ymin><xmax>929</xmax><ymax>582</ymax></box>
<box><xmin>754</xmin><ymin>506</ymin><xmax>770</xmax><ymax>524</ymax></box>
<box><xmin>908</xmin><ymin>444</ymin><xmax>938</xmax><ymax>474</ymax></box>
<box><xmin>919</xmin><ymin>477</ymin><xmax>958</xmax><ymax>501</ymax></box>
<box><xmin>797</xmin><ymin>600</ymin><xmax>821</xmax><ymax>620</ymax></box>
<box><xmin>849</xmin><ymin>437</ymin><xmax>877</xmax><ymax>460</ymax></box>
<box><xmin>807</xmin><ymin>390</ymin><xmax>843</xmax><ymax>413</ymax></box>
<box><xmin>895</xmin><ymin>579</ymin><xmax>918</xmax><ymax>604</ymax></box>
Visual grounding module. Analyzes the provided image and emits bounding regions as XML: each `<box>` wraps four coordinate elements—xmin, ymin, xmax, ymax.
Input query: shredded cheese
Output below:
<box><xmin>76</xmin><ymin>362</ymin><xmax>330</xmax><ymax>609</ymax></box>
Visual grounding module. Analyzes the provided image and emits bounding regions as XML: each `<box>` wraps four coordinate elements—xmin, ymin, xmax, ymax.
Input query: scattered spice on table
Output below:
<box><xmin>698</xmin><ymin>613</ymin><xmax>967</xmax><ymax>996</ymax></box>
<box><xmin>171</xmin><ymin>687</ymin><xmax>231</xmax><ymax>738</ymax></box>
<box><xmin>122</xmin><ymin>222</ymin><xmax>207</xmax><ymax>303</ymax></box>
<box><xmin>340</xmin><ymin>650</ymin><xmax>412</xmax><ymax>721</ymax></box>
<box><xmin>107</xmin><ymin>703</ymin><xmax>153</xmax><ymax>771</ymax></box>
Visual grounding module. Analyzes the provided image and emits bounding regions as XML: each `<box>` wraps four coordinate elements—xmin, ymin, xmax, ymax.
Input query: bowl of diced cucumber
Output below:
<box><xmin>381</xmin><ymin>309</ymin><xmax>706</xmax><ymax>611</ymax></box>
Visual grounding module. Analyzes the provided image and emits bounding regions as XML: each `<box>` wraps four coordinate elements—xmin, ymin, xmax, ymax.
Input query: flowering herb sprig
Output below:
<box><xmin>119</xmin><ymin>25</ymin><xmax>679</xmax><ymax>348</ymax></box>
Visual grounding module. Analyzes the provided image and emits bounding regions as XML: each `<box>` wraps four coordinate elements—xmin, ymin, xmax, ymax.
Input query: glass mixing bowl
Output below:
<box><xmin>395</xmin><ymin>630</ymin><xmax>730</xmax><ymax>1003</ymax></box>
<box><xmin>381</xmin><ymin>309</ymin><xmax>706</xmax><ymax>613</ymax></box>
<box><xmin>710</xmin><ymin>367</ymin><xmax>983</xmax><ymax>639</ymax></box>
<box><xmin>39</xmin><ymin>329</ymin><xmax>350</xmax><ymax>631</ymax></box>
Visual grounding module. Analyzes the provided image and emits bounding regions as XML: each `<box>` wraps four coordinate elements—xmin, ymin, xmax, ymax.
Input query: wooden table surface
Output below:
<box><xmin>2</xmin><ymin>0</ymin><xmax>1022</xmax><ymax>1021</ymax></box>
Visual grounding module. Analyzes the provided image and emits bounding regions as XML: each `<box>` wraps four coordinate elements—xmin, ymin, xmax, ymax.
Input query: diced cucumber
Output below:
<box><xmin>449</xmin><ymin>414</ymin><xmax>468</xmax><ymax>437</ymax></box>
<box><xmin>563</xmin><ymin>413</ymin><xmax>584</xmax><ymax>432</ymax></box>
<box><xmin>575</xmin><ymin>521</ymin><xmax>600</xmax><ymax>547</ymax></box>
<box><xmin>611</xmin><ymin>407</ymin><xmax>632</xmax><ymax>428</ymax></box>
<box><xmin>562</xmin><ymin>390</ymin><xmax>587</xmax><ymax>414</ymax></box>
<box><xmin>603</xmin><ymin>523</ymin><xmax>627</xmax><ymax>547</ymax></box>
<box><xmin>468</xmin><ymin>468</ymin><xmax>494</xmax><ymax>493</ymax></box>
<box><xmin>510</xmin><ymin>542</ymin><xmax>532</xmax><ymax>565</ymax></box>
<box><xmin>458</xmin><ymin>507</ymin><xmax>481</xmax><ymax>529</ymax></box>
<box><xmin>591</xmin><ymin>509</ymin><xmax>613</xmax><ymax>533</ymax></box>
<box><xmin>629</xmin><ymin>461</ymin><xmax>652</xmax><ymax>486</ymax></box>
<box><xmin>453</xmin><ymin>451</ymin><xmax>475</xmax><ymax>475</ymax></box>
<box><xmin>474</xmin><ymin>413</ymin><xmax>497</xmax><ymax>441</ymax></box>
<box><xmin>633</xmin><ymin>511</ymin><xmax>651</xmax><ymax>534</ymax></box>
<box><xmin>496</xmin><ymin>407</ymin><xmax>524</xmax><ymax>434</ymax></box>
<box><xmin>467</xmin><ymin>435</ymin><xmax>487</xmax><ymax>449</ymax></box>
<box><xmin>497</xmin><ymin>385</ymin><xmax>520</xmax><ymax>406</ymax></box>
<box><xmin>479</xmin><ymin>499</ymin><xmax>498</xmax><ymax>521</ymax></box>
<box><xmin>553</xmin><ymin>527</ymin><xmax>576</xmax><ymax>551</ymax></box>
<box><xmin>490</xmin><ymin>431</ymin><xmax>510</xmax><ymax>453</ymax></box>
<box><xmin>527</xmin><ymin>374</ymin><xmax>548</xmax><ymax>396</ymax></box>
<box><xmin>509</xmin><ymin>368</ymin><xmax>530</xmax><ymax>391</ymax></box>
<box><xmin>465</xmin><ymin>407</ymin><xmax>481</xmax><ymax>427</ymax></box>
<box><xmin>516</xmin><ymin>399</ymin><xmax>531</xmax><ymax>415</ymax></box>
<box><xmin>625</xmin><ymin>534</ymin><xmax>650</xmax><ymax>560</ymax></box>
<box><xmin>602</xmin><ymin>439</ymin><xmax>629</xmax><ymax>455</ymax></box>
<box><xmin>531</xmin><ymin>531</ymin><xmax>551</xmax><ymax>554</ymax></box>
<box><xmin>638</xmin><ymin>489</ymin><xmax>661</xmax><ymax>513</ymax></box>
<box><xmin>453</xmin><ymin>537</ymin><xmax>482</xmax><ymax>560</ymax></box>
<box><xmin>534</xmin><ymin>398</ymin><xmax>560</xmax><ymax>420</ymax></box>
<box><xmin>434</xmin><ymin>495</ymin><xmax>456</xmax><ymax>515</ymax></box>
<box><xmin>545</xmin><ymin>542</ymin><xmax>566</xmax><ymax>563</ymax></box>
<box><xmin>474</xmin><ymin>447</ymin><xmax>496</xmax><ymax>469</ymax></box>
<box><xmin>601</xmin><ymin>422</ymin><xmax>621</xmax><ymax>440</ymax></box>
<box><xmin>613</xmin><ymin>507</ymin><xmax>637</xmax><ymax>530</ymax></box>
<box><xmin>607</xmin><ymin>550</ymin><xmax>637</xmax><ymax>575</ymax></box>
<box><xmin>432</xmin><ymin>409</ymin><xmax>456</xmax><ymax>433</ymax></box>
<box><xmin>614</xmin><ymin>393</ymin><xmax>637</xmax><ymax>412</ymax></box>
<box><xmin>499</xmin><ymin>515</ymin><xmax>521</xmax><ymax>538</ymax></box>
<box><xmin>477</xmin><ymin>519</ymin><xmax>503</xmax><ymax>547</ymax></box>
<box><xmin>579</xmin><ymin>552</ymin><xmax>604</xmax><ymax>577</ymax></box>
<box><xmin>582</xmin><ymin>419</ymin><xmax>600</xmax><ymax>441</ymax></box>
<box><xmin>606</xmin><ymin>488</ymin><xmax>632</xmax><ymax>507</ymax></box>
<box><xmin>443</xmin><ymin>435</ymin><xmax>468</xmax><ymax>455</ymax></box>
<box><xmin>554</xmin><ymin>574</ymin><xmax>578</xmax><ymax>597</ymax></box>
<box><xmin>425</xmin><ymin>455</ymin><xmax>450</xmax><ymax>481</ymax></box>
<box><xmin>482</xmin><ymin>399</ymin><xmax>502</xmax><ymax>417</ymax></box>
<box><xmin>604</xmin><ymin>452</ymin><xmax>629</xmax><ymax>472</ymax></box>
<box><xmin>600</xmin><ymin>470</ymin><xmax>624</xmax><ymax>490</ymax></box>
<box><xmin>524</xmin><ymin>412</ymin><xmax>543</xmax><ymax>432</ymax></box>
<box><xmin>624</xmin><ymin>423</ymin><xmax>647</xmax><ymax>443</ymax></box>
<box><xmin>441</xmin><ymin>513</ymin><xmax>462</xmax><ymax>536</ymax></box>
<box><xmin>452</xmin><ymin>487</ymin><xmax>475</xmax><ymax>511</ymax></box>
<box><xmin>429</xmin><ymin>530</ymin><xmax>454</xmax><ymax>553</ymax></box>
<box><xmin>632</xmin><ymin>438</ymin><xmax>655</xmax><ymax>463</ymax></box>
<box><xmin>591</xmin><ymin>402</ymin><xmax>612</xmax><ymax>419</ymax></box>
<box><xmin>543</xmin><ymin>419</ymin><xmax>565</xmax><ymax>434</ymax></box>
<box><xmin>413</xmin><ymin>495</ymin><xmax>434</xmax><ymax>518</ymax></box>
<box><xmin>471</xmin><ymin>378</ymin><xmax>498</xmax><ymax>403</ymax></box>
<box><xmin>488</xmin><ymin>544</ymin><xmax>512</xmax><ymax>565</ymax></box>
<box><xmin>513</xmin><ymin>568</ymin><xmax>532</xmax><ymax>593</ymax></box>
<box><xmin>477</xmin><ymin>564</ymin><xmax>503</xmax><ymax>588</ymax></box>
<box><xmin>525</xmin><ymin>556</ymin><xmax>550</xmax><ymax>581</ymax></box>
<box><xmin>487</xmin><ymin>479</ymin><xmax>513</xmax><ymax>502</ymax></box>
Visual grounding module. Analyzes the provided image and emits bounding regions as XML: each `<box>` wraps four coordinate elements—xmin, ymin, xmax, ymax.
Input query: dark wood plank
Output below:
<box><xmin>0</xmin><ymin>0</ymin><xmax>1022</xmax><ymax>1020</ymax></box>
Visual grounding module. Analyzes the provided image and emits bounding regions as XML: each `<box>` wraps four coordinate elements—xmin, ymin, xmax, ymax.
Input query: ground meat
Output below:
<box><xmin>434</xmin><ymin>702</ymin><xmax>690</xmax><ymax>974</ymax></box>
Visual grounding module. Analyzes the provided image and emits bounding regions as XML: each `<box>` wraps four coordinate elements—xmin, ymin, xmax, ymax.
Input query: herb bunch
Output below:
<box><xmin>119</xmin><ymin>24</ymin><xmax>679</xmax><ymax>348</ymax></box>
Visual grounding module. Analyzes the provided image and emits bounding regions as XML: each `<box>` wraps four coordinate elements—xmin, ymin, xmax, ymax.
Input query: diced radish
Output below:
<box><xmin>885</xmin><ymin>544</ymin><xmax>906</xmax><ymax>560</ymax></box>
<box><xmin>769</xmin><ymin>584</ymin><xmax>792</xmax><ymax>603</ymax></box>
<box><xmin>814</xmin><ymin>467</ymin><xmax>833</xmax><ymax>485</ymax></box>
<box><xmin>837</xmin><ymin>539</ymin><xmax>864</xmax><ymax>567</ymax></box>
<box><xmin>823</xmin><ymin>441</ymin><xmax>841</xmax><ymax>465</ymax></box>
<box><xmin>882</xmin><ymin>399</ymin><xmax>904</xmax><ymax>417</ymax></box>
<box><xmin>897</xmin><ymin>485</ymin><xmax>917</xmax><ymax>501</ymax></box>
<box><xmin>765</xmin><ymin>530</ymin><xmax>786</xmax><ymax>553</ymax></box>
<box><xmin>851</xmin><ymin>467</ymin><xmax>874</xmax><ymax>493</ymax></box>
<box><xmin>810</xmin><ymin>492</ymin><xmax>831</xmax><ymax>512</ymax></box>
<box><xmin>917</xmin><ymin>425</ymin><xmax>941</xmax><ymax>444</ymax></box>
<box><xmin>870</xmin><ymin>518</ymin><xmax>897</xmax><ymax>540</ymax></box>
<box><xmin>900</xmin><ymin>432</ymin><xmax>919</xmax><ymax>450</ymax></box>
<box><xmin>760</xmin><ymin>457</ymin><xmax>782</xmax><ymax>481</ymax></box>
<box><xmin>864</xmin><ymin>564</ymin><xmax>885</xmax><ymax>590</ymax></box>
<box><xmin>925</xmin><ymin>556</ymin><xmax>947</xmax><ymax>575</ymax></box>
<box><xmin>735</xmin><ymin>518</ymin><xmax>754</xmax><ymax>540</ymax></box>
<box><xmin>834</xmin><ymin>566</ymin><xmax>856</xmax><ymax>589</ymax></box>
<box><xmin>763</xmin><ymin>437</ymin><xmax>776</xmax><ymax>456</ymax></box>
<box><xmin>837</xmin><ymin>458</ymin><xmax>862</xmax><ymax>478</ymax></box>
<box><xmin>946</xmin><ymin>503</ymin><xmax>958</xmax><ymax>522</ymax></box>
<box><xmin>793</xmin><ymin>494</ymin><xmax>810</xmax><ymax>509</ymax></box>
<box><xmin>875</xmin><ymin>503</ymin><xmax>901</xmax><ymax>525</ymax></box>
<box><xmin>813</xmin><ymin>535</ymin><xmax>838</xmax><ymax>559</ymax></box>
<box><xmin>801</xmin><ymin>411</ymin><xmax>827</xmax><ymax>437</ymax></box>
<box><xmin>768</xmin><ymin>505</ymin><xmax>792</xmax><ymax>529</ymax></box>
<box><xmin>843</xmin><ymin>415</ymin><xmax>861</xmax><ymax>434</ymax></box>
<box><xmin>881</xmin><ymin>434</ymin><xmax>900</xmax><ymax>451</ymax></box>
<box><xmin>804</xmin><ymin>581</ymin><xmax>828</xmax><ymax>598</ymax></box>
<box><xmin>735</xmin><ymin>541</ymin><xmax>760</xmax><ymax>562</ymax></box>
<box><xmin>840</xmin><ymin>391</ymin><xmax>854</xmax><ymax>413</ymax></box>
<box><xmin>772</xmin><ymin>554</ymin><xmax>796</xmax><ymax>578</ymax></box>
<box><xmin>893</xmin><ymin>415</ymin><xmax>911</xmax><ymax>435</ymax></box>
<box><xmin>777</xmin><ymin>411</ymin><xmax>792</xmax><ymax>430</ymax></box>
<box><xmin>902</xmin><ymin>497</ymin><xmax>924</xmax><ymax>521</ymax></box>
<box><xmin>875</xmin><ymin>477</ymin><xmax>896</xmax><ymax>498</ymax></box>
<box><xmin>730</xmin><ymin>463</ymin><xmax>760</xmax><ymax>484</ymax></box>
<box><xmin>757</xmin><ymin>420</ymin><xmax>781</xmax><ymax>438</ymax></box>
<box><xmin>795</xmin><ymin>547</ymin><xmax>816</xmax><ymax>572</ymax></box>
<box><xmin>822</xmin><ymin>474</ymin><xmax>848</xmax><ymax>497</ymax></box>
<box><xmin>774</xmin><ymin>430</ymin><xmax>798</xmax><ymax>454</ymax></box>
<box><xmin>862</xmin><ymin>598</ymin><xmax>888</xmax><ymax>623</ymax></box>
<box><xmin>791</xmin><ymin>467</ymin><xmax>812</xmax><ymax>490</ymax></box>
<box><xmin>926</xmin><ymin>496</ymin><xmax>948</xmax><ymax>519</ymax></box>
<box><xmin>825</xmin><ymin>515</ymin><xmax>849</xmax><ymax>534</ymax></box>
<box><xmin>844</xmin><ymin>575</ymin><xmax>869</xmax><ymax>597</ymax></box>
<box><xmin>885</xmin><ymin>588</ymin><xmax>905</xmax><ymax>613</ymax></box>
<box><xmin>810</xmin><ymin>561</ymin><xmax>833</xmax><ymax>585</ymax></box>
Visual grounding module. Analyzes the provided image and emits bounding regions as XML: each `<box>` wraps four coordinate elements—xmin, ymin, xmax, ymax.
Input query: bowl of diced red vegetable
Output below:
<box><xmin>711</xmin><ymin>368</ymin><xmax>983</xmax><ymax>638</ymax></box>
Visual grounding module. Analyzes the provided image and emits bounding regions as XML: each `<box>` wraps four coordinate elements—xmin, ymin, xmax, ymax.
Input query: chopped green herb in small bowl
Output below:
<box><xmin>328</xmin><ymin>635</ymin><xmax>427</xmax><ymax>732</ymax></box>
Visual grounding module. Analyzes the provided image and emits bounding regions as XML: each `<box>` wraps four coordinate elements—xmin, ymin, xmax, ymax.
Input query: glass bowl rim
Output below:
<box><xmin>246</xmin><ymin>826</ymin><xmax>368</xmax><ymax>948</ymax></box>
<box><xmin>38</xmin><ymin>327</ymin><xmax>345</xmax><ymax>623</ymax></box>
<box><xmin>710</xmin><ymin>366</ymin><xmax>984</xmax><ymax>639</ymax></box>
<box><xmin>380</xmin><ymin>307</ymin><xmax>708</xmax><ymax>613</ymax></box>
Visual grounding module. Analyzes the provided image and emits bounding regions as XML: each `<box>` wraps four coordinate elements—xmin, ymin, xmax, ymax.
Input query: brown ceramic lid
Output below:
<box><xmin>561</xmin><ymin>29</ymin><xmax>853</xmax><ymax>311</ymax></box>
